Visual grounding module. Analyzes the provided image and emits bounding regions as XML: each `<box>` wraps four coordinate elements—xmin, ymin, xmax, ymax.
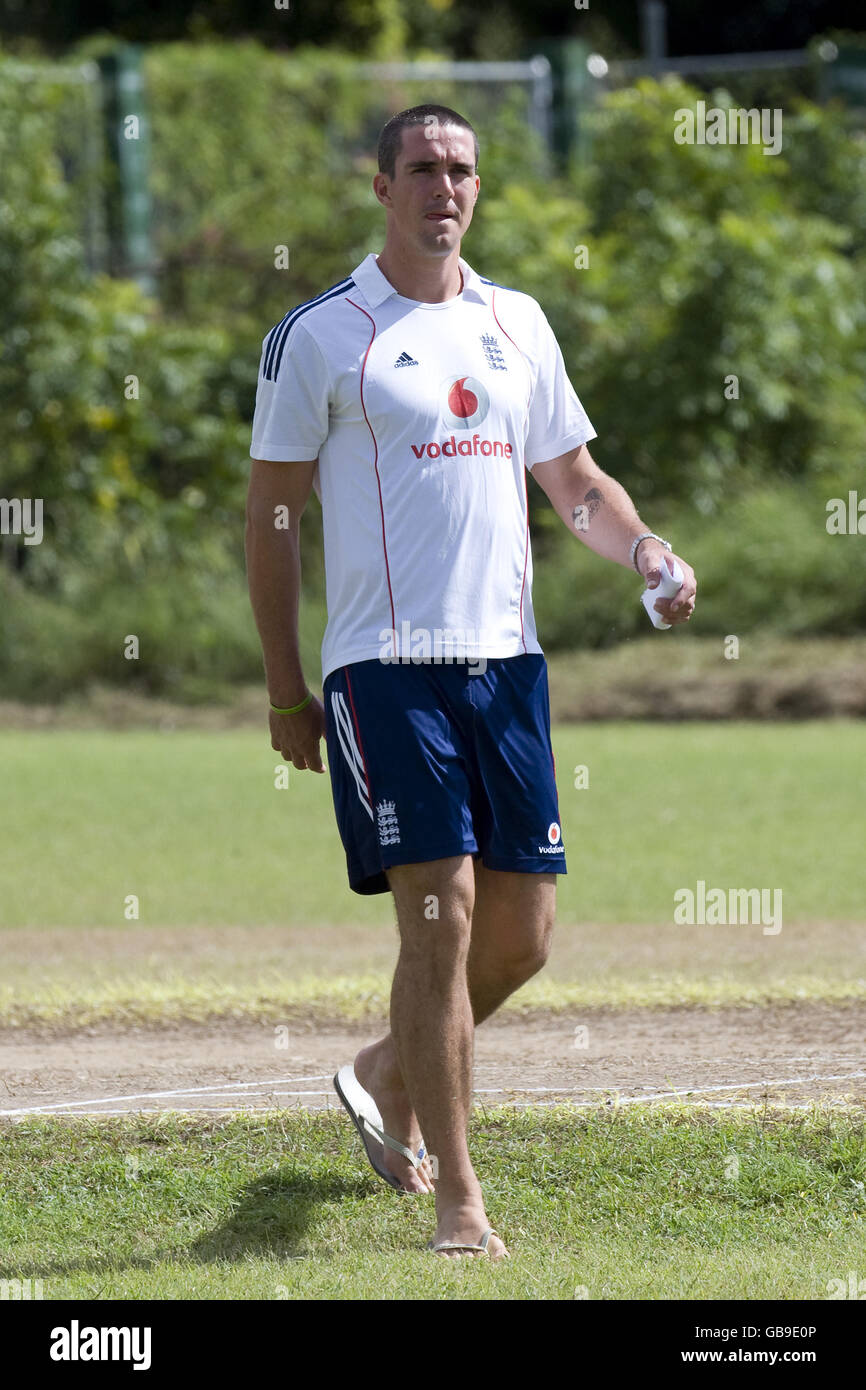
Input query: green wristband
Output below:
<box><xmin>270</xmin><ymin>692</ymin><xmax>313</xmax><ymax>715</ymax></box>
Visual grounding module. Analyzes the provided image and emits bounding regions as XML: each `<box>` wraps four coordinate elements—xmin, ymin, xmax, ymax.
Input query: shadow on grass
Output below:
<box><xmin>0</xmin><ymin>1169</ymin><xmax>372</xmax><ymax>1281</ymax></box>
<box><xmin>187</xmin><ymin>1171</ymin><xmax>370</xmax><ymax>1263</ymax></box>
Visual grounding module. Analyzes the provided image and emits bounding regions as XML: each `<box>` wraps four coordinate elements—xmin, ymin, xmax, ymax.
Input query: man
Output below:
<box><xmin>246</xmin><ymin>104</ymin><xmax>697</xmax><ymax>1261</ymax></box>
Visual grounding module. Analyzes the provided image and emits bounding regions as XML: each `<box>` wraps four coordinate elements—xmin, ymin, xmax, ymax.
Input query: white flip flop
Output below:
<box><xmin>427</xmin><ymin>1227</ymin><xmax>509</xmax><ymax>1258</ymax></box>
<box><xmin>333</xmin><ymin>1064</ymin><xmax>428</xmax><ymax>1194</ymax></box>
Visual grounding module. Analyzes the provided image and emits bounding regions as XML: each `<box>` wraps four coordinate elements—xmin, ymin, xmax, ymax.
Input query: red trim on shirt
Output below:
<box><xmin>492</xmin><ymin>288</ymin><xmax>530</xmax><ymax>653</ymax></box>
<box><xmin>518</xmin><ymin>470</ymin><xmax>530</xmax><ymax>652</ymax></box>
<box><xmin>490</xmin><ymin>286</ymin><xmax>530</xmax><ymax>369</ymax></box>
<box><xmin>346</xmin><ymin>298</ymin><xmax>396</xmax><ymax>637</ymax></box>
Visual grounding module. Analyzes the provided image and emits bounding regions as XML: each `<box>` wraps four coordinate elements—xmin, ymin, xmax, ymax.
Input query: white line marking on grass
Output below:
<box><xmin>0</xmin><ymin>1074</ymin><xmax>333</xmax><ymax>1117</ymax></box>
<box><xmin>3</xmin><ymin>1071</ymin><xmax>864</xmax><ymax>1119</ymax></box>
<box><xmin>599</xmin><ymin>1070</ymin><xmax>866</xmax><ymax>1104</ymax></box>
<box><xmin>476</xmin><ymin>1070</ymin><xmax>866</xmax><ymax>1100</ymax></box>
<box><xmin>489</xmin><ymin>1073</ymin><xmax>866</xmax><ymax>1108</ymax></box>
<box><xmin>505</xmin><ymin>1098</ymin><xmax>862</xmax><ymax>1112</ymax></box>
<box><xmin>10</xmin><ymin>1106</ymin><xmax>337</xmax><ymax>1117</ymax></box>
<box><xmin>13</xmin><ymin>1095</ymin><xmax>862</xmax><ymax>1118</ymax></box>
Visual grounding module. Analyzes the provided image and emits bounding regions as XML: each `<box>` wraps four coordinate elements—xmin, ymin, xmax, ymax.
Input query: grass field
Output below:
<box><xmin>1</xmin><ymin>721</ymin><xmax>863</xmax><ymax>930</ymax></box>
<box><xmin>1</xmin><ymin>721</ymin><xmax>863</xmax><ymax>1026</ymax></box>
<box><xmin>1</xmin><ymin>924</ymin><xmax>864</xmax><ymax>1030</ymax></box>
<box><xmin>2</xmin><ymin>719</ymin><xmax>863</xmax><ymax>1300</ymax></box>
<box><xmin>2</xmin><ymin>1109</ymin><xmax>864</xmax><ymax>1300</ymax></box>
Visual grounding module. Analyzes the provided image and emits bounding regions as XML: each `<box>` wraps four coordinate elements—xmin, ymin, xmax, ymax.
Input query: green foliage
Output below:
<box><xmin>143</xmin><ymin>44</ymin><xmax>381</xmax><ymax>331</ymax></box>
<box><xmin>0</xmin><ymin>48</ymin><xmax>263</xmax><ymax>697</ymax></box>
<box><xmin>554</xmin><ymin>80</ymin><xmax>864</xmax><ymax>513</ymax></box>
<box><xmin>142</xmin><ymin>43</ymin><xmax>550</xmax><ymax>331</ymax></box>
<box><xmin>0</xmin><ymin>546</ymin><xmax>327</xmax><ymax>701</ymax></box>
<box><xmin>778</xmin><ymin>95</ymin><xmax>866</xmax><ymax>251</ymax></box>
<box><xmin>2</xmin><ymin>46</ymin><xmax>864</xmax><ymax>698</ymax></box>
<box><xmin>532</xmin><ymin>480</ymin><xmax>866</xmax><ymax>652</ymax></box>
<box><xmin>0</xmin><ymin>52</ymin><xmax>254</xmax><ymax>525</ymax></box>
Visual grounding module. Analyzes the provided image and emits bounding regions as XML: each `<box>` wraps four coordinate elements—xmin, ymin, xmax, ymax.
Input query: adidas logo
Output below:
<box><xmin>394</xmin><ymin>351</ymin><xmax>418</xmax><ymax>367</ymax></box>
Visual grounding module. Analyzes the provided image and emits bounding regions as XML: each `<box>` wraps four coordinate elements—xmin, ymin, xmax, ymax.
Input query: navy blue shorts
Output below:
<box><xmin>323</xmin><ymin>653</ymin><xmax>566</xmax><ymax>895</ymax></box>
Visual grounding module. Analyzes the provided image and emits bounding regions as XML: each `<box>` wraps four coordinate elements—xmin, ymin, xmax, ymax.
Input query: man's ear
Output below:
<box><xmin>372</xmin><ymin>172</ymin><xmax>391</xmax><ymax>208</ymax></box>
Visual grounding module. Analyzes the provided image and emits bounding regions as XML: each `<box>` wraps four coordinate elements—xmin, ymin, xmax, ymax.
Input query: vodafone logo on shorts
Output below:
<box><xmin>538</xmin><ymin>821</ymin><xmax>564</xmax><ymax>855</ymax></box>
<box><xmin>443</xmin><ymin>375</ymin><xmax>490</xmax><ymax>430</ymax></box>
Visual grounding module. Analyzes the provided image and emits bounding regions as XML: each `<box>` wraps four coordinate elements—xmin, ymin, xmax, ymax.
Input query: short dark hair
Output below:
<box><xmin>377</xmin><ymin>104</ymin><xmax>479</xmax><ymax>179</ymax></box>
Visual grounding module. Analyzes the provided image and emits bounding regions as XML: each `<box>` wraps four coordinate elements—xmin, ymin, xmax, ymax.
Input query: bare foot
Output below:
<box><xmin>430</xmin><ymin>1201</ymin><xmax>509</xmax><ymax>1260</ymax></box>
<box><xmin>353</xmin><ymin>1039</ymin><xmax>435</xmax><ymax>1194</ymax></box>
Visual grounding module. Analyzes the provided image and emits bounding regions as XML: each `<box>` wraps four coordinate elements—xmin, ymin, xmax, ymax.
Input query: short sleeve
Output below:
<box><xmin>250</xmin><ymin>320</ymin><xmax>330</xmax><ymax>462</ymax></box>
<box><xmin>524</xmin><ymin>307</ymin><xmax>596</xmax><ymax>469</ymax></box>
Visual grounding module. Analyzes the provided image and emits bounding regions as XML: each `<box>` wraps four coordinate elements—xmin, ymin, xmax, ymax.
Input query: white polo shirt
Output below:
<box><xmin>250</xmin><ymin>253</ymin><xmax>596</xmax><ymax>683</ymax></box>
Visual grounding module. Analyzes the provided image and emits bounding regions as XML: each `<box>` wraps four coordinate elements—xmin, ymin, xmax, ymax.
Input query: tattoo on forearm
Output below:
<box><xmin>572</xmin><ymin>487</ymin><xmax>604</xmax><ymax>533</ymax></box>
<box><xmin>584</xmin><ymin>487</ymin><xmax>604</xmax><ymax>517</ymax></box>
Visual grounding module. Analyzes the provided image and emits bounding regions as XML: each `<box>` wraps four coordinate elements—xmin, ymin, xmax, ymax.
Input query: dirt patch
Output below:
<box><xmin>2</xmin><ymin>1002</ymin><xmax>864</xmax><ymax>1116</ymax></box>
<box><xmin>5</xmin><ymin>919</ymin><xmax>863</xmax><ymax>997</ymax></box>
<box><xmin>547</xmin><ymin>638</ymin><xmax>866</xmax><ymax>721</ymax></box>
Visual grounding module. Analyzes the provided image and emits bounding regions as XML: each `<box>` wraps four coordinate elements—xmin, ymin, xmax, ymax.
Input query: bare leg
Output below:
<box><xmin>465</xmin><ymin>862</ymin><xmax>556</xmax><ymax>1021</ymax></box>
<box><xmin>384</xmin><ymin>853</ymin><xmax>496</xmax><ymax>1254</ymax></box>
<box><xmin>354</xmin><ymin>861</ymin><xmax>556</xmax><ymax>1248</ymax></box>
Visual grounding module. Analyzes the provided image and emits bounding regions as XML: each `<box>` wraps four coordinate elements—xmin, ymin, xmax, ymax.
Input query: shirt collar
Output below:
<box><xmin>349</xmin><ymin>252</ymin><xmax>491</xmax><ymax>308</ymax></box>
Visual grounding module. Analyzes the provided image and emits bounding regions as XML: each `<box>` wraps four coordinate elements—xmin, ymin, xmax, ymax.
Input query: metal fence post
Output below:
<box><xmin>527</xmin><ymin>39</ymin><xmax>594</xmax><ymax>173</ymax></box>
<box><xmin>97</xmin><ymin>44</ymin><xmax>155</xmax><ymax>295</ymax></box>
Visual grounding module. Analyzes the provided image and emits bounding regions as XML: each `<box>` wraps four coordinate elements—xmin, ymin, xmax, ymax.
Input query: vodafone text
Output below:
<box><xmin>411</xmin><ymin>435</ymin><xmax>513</xmax><ymax>460</ymax></box>
<box><xmin>50</xmin><ymin>1321</ymin><xmax>152</xmax><ymax>1371</ymax></box>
